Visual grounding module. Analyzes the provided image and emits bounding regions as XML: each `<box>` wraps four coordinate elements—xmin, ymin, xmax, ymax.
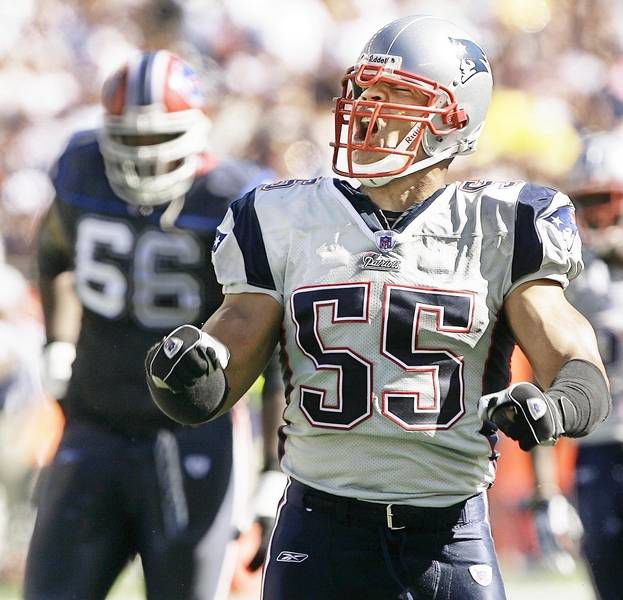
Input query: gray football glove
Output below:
<box><xmin>530</xmin><ymin>494</ymin><xmax>584</xmax><ymax>575</ymax></box>
<box><xmin>478</xmin><ymin>382</ymin><xmax>565</xmax><ymax>451</ymax></box>
<box><xmin>247</xmin><ymin>470</ymin><xmax>287</xmax><ymax>571</ymax></box>
<box><xmin>41</xmin><ymin>341</ymin><xmax>76</xmax><ymax>400</ymax></box>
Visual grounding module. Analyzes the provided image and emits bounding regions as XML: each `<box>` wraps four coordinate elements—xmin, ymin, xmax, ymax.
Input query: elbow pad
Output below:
<box><xmin>546</xmin><ymin>359</ymin><xmax>611</xmax><ymax>438</ymax></box>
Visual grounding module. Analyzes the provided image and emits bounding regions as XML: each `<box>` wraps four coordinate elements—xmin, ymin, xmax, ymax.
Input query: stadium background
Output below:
<box><xmin>1</xmin><ymin>0</ymin><xmax>621</xmax><ymax>598</ymax></box>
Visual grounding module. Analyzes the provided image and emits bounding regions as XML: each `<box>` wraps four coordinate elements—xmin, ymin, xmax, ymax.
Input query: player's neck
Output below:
<box><xmin>361</xmin><ymin>162</ymin><xmax>450</xmax><ymax>213</ymax></box>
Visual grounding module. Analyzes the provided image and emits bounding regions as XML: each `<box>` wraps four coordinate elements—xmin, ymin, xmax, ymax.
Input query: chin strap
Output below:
<box><xmin>356</xmin><ymin>147</ymin><xmax>457</xmax><ymax>188</ymax></box>
<box><xmin>354</xmin><ymin>125</ymin><xmax>481</xmax><ymax>188</ymax></box>
<box><xmin>159</xmin><ymin>195</ymin><xmax>186</xmax><ymax>231</ymax></box>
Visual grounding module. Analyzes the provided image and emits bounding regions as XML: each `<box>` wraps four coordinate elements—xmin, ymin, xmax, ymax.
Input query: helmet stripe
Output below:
<box><xmin>150</xmin><ymin>51</ymin><xmax>169</xmax><ymax>106</ymax></box>
<box><xmin>136</xmin><ymin>52</ymin><xmax>152</xmax><ymax>105</ymax></box>
<box><xmin>386</xmin><ymin>15</ymin><xmax>431</xmax><ymax>53</ymax></box>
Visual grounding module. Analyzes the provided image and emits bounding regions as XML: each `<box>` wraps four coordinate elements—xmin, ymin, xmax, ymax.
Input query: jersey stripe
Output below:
<box><xmin>511</xmin><ymin>183</ymin><xmax>557</xmax><ymax>283</ymax></box>
<box><xmin>230</xmin><ymin>190</ymin><xmax>276</xmax><ymax>290</ymax></box>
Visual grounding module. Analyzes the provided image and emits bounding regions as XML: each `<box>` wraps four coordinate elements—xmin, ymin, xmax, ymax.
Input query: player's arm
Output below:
<box><xmin>37</xmin><ymin>203</ymin><xmax>81</xmax><ymax>399</ymax></box>
<box><xmin>480</xmin><ymin>279</ymin><xmax>610</xmax><ymax>450</ymax></box>
<box><xmin>259</xmin><ymin>351</ymin><xmax>286</xmax><ymax>472</ymax></box>
<box><xmin>146</xmin><ymin>291</ymin><xmax>283</xmax><ymax>425</ymax></box>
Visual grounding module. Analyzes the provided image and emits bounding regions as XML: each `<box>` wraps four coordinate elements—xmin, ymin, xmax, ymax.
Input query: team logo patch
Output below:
<box><xmin>276</xmin><ymin>551</ymin><xmax>309</xmax><ymax>563</ymax></box>
<box><xmin>163</xmin><ymin>336</ymin><xmax>183</xmax><ymax>359</ymax></box>
<box><xmin>527</xmin><ymin>397</ymin><xmax>547</xmax><ymax>420</ymax></box>
<box><xmin>374</xmin><ymin>230</ymin><xmax>397</xmax><ymax>252</ymax></box>
<box><xmin>168</xmin><ymin>59</ymin><xmax>205</xmax><ymax>107</ymax></box>
<box><xmin>545</xmin><ymin>206</ymin><xmax>578</xmax><ymax>251</ymax></box>
<box><xmin>212</xmin><ymin>229</ymin><xmax>227</xmax><ymax>253</ymax></box>
<box><xmin>361</xmin><ymin>252</ymin><xmax>401</xmax><ymax>272</ymax></box>
<box><xmin>449</xmin><ymin>37</ymin><xmax>490</xmax><ymax>85</ymax></box>
<box><xmin>469</xmin><ymin>564</ymin><xmax>492</xmax><ymax>586</ymax></box>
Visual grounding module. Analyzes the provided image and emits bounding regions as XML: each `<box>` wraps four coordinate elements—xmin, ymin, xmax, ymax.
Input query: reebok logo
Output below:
<box><xmin>276</xmin><ymin>551</ymin><xmax>309</xmax><ymax>563</ymax></box>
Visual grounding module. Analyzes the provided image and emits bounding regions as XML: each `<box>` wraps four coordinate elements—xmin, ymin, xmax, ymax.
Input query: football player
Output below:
<box><xmin>146</xmin><ymin>17</ymin><xmax>611</xmax><ymax>599</ymax></box>
<box><xmin>530</xmin><ymin>131</ymin><xmax>623</xmax><ymax>599</ymax></box>
<box><xmin>25</xmin><ymin>50</ymin><xmax>285</xmax><ymax>600</ymax></box>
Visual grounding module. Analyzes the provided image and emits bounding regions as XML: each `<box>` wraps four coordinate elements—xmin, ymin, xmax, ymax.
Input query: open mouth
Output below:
<box><xmin>355</xmin><ymin>116</ymin><xmax>381</xmax><ymax>143</ymax></box>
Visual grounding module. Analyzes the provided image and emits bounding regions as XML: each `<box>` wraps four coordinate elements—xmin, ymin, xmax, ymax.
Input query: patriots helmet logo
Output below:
<box><xmin>449</xmin><ymin>37</ymin><xmax>491</xmax><ymax>85</ymax></box>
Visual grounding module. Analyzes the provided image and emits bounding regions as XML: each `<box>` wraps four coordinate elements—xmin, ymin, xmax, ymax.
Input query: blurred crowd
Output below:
<box><xmin>2</xmin><ymin>0</ymin><xmax>623</xmax><ymax>274</ymax></box>
<box><xmin>1</xmin><ymin>0</ymin><xmax>623</xmax><ymax>585</ymax></box>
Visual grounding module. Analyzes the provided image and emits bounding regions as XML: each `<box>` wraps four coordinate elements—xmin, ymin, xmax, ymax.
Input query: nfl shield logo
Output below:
<box><xmin>375</xmin><ymin>230</ymin><xmax>396</xmax><ymax>253</ymax></box>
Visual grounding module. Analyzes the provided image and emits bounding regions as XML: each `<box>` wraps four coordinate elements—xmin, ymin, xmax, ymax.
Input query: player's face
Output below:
<box><xmin>117</xmin><ymin>133</ymin><xmax>184</xmax><ymax>175</ymax></box>
<box><xmin>352</xmin><ymin>82</ymin><xmax>429</xmax><ymax>165</ymax></box>
<box><xmin>119</xmin><ymin>133</ymin><xmax>179</xmax><ymax>147</ymax></box>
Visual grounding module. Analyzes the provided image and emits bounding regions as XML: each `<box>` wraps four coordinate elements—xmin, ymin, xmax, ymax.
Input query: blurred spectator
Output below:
<box><xmin>0</xmin><ymin>255</ymin><xmax>52</xmax><ymax>580</ymax></box>
<box><xmin>3</xmin><ymin>0</ymin><xmax>623</xmax><ymax>277</ymax></box>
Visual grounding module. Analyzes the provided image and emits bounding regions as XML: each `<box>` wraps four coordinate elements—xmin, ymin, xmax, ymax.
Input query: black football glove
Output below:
<box><xmin>478</xmin><ymin>382</ymin><xmax>565</xmax><ymax>451</ymax></box>
<box><xmin>147</xmin><ymin>324</ymin><xmax>229</xmax><ymax>392</ymax></box>
<box><xmin>146</xmin><ymin>325</ymin><xmax>230</xmax><ymax>425</ymax></box>
<box><xmin>529</xmin><ymin>494</ymin><xmax>583</xmax><ymax>575</ymax></box>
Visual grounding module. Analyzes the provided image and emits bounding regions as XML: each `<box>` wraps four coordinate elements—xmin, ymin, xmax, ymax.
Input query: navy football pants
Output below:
<box><xmin>576</xmin><ymin>443</ymin><xmax>623</xmax><ymax>600</ymax></box>
<box><xmin>24</xmin><ymin>417</ymin><xmax>234</xmax><ymax>600</ymax></box>
<box><xmin>262</xmin><ymin>479</ymin><xmax>506</xmax><ymax>600</ymax></box>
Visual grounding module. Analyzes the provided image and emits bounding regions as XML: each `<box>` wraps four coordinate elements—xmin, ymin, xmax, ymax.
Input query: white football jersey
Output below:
<box><xmin>566</xmin><ymin>257</ymin><xmax>623</xmax><ymax>445</ymax></box>
<box><xmin>213</xmin><ymin>177</ymin><xmax>582</xmax><ymax>507</ymax></box>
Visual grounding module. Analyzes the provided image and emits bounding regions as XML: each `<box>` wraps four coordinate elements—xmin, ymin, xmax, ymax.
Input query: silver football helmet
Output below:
<box><xmin>98</xmin><ymin>50</ymin><xmax>210</xmax><ymax>207</ymax></box>
<box><xmin>332</xmin><ymin>15</ymin><xmax>493</xmax><ymax>187</ymax></box>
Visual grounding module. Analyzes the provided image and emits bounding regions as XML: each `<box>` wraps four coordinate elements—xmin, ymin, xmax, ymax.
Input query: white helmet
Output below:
<box><xmin>98</xmin><ymin>50</ymin><xmax>210</xmax><ymax>207</ymax></box>
<box><xmin>331</xmin><ymin>15</ymin><xmax>493</xmax><ymax>187</ymax></box>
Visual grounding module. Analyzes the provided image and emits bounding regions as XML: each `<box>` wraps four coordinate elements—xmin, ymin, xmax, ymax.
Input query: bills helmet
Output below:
<box><xmin>98</xmin><ymin>50</ymin><xmax>210</xmax><ymax>206</ymax></box>
<box><xmin>332</xmin><ymin>15</ymin><xmax>493</xmax><ymax>187</ymax></box>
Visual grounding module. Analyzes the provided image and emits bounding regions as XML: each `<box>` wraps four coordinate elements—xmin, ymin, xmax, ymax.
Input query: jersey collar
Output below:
<box><xmin>331</xmin><ymin>178</ymin><xmax>448</xmax><ymax>234</ymax></box>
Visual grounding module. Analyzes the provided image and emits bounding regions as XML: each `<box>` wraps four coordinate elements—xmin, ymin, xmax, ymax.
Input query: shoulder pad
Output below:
<box><xmin>51</xmin><ymin>130</ymin><xmax>102</xmax><ymax>197</ymax></box>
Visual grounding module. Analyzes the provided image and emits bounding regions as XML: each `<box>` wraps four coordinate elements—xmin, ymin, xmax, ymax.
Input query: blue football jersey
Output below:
<box><xmin>566</xmin><ymin>254</ymin><xmax>623</xmax><ymax>444</ymax></box>
<box><xmin>51</xmin><ymin>130</ymin><xmax>272</xmax><ymax>434</ymax></box>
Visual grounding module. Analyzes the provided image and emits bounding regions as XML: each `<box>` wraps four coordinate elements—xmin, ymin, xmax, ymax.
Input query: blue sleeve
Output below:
<box><xmin>228</xmin><ymin>189</ymin><xmax>276</xmax><ymax>291</ymax></box>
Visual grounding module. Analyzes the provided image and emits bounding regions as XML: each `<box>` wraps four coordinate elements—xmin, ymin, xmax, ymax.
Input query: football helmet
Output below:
<box><xmin>569</xmin><ymin>131</ymin><xmax>623</xmax><ymax>230</ymax></box>
<box><xmin>331</xmin><ymin>15</ymin><xmax>493</xmax><ymax>187</ymax></box>
<box><xmin>98</xmin><ymin>50</ymin><xmax>210</xmax><ymax>207</ymax></box>
<box><xmin>568</xmin><ymin>131</ymin><xmax>623</xmax><ymax>263</ymax></box>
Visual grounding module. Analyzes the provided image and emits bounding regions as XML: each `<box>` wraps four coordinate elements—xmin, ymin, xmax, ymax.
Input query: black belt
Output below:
<box><xmin>300</xmin><ymin>484</ymin><xmax>471</xmax><ymax>531</ymax></box>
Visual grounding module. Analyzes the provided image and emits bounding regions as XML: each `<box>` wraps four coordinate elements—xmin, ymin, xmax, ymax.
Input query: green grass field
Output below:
<box><xmin>3</xmin><ymin>559</ymin><xmax>596</xmax><ymax>599</ymax></box>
